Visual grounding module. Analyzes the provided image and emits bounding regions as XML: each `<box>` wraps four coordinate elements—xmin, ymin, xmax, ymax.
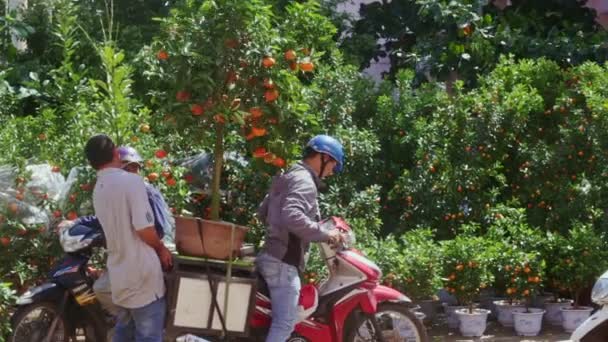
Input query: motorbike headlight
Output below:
<box><xmin>591</xmin><ymin>270</ymin><xmax>608</xmax><ymax>304</ymax></box>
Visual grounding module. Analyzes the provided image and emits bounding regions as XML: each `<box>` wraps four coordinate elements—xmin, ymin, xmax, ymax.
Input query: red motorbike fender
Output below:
<box><xmin>331</xmin><ymin>289</ymin><xmax>377</xmax><ymax>341</ymax></box>
<box><xmin>373</xmin><ymin>285</ymin><xmax>413</xmax><ymax>305</ymax></box>
<box><xmin>332</xmin><ymin>286</ymin><xmax>412</xmax><ymax>341</ymax></box>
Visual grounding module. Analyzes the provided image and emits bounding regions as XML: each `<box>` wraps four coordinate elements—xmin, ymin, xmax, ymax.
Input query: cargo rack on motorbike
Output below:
<box><xmin>165</xmin><ymin>254</ymin><xmax>257</xmax><ymax>341</ymax></box>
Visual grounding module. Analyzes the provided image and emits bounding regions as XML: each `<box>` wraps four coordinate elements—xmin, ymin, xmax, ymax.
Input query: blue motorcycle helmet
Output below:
<box><xmin>306</xmin><ymin>135</ymin><xmax>344</xmax><ymax>174</ymax></box>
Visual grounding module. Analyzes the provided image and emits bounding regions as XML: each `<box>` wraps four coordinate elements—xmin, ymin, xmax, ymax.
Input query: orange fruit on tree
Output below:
<box><xmin>264</xmin><ymin>89</ymin><xmax>279</xmax><ymax>102</ymax></box>
<box><xmin>166</xmin><ymin>178</ymin><xmax>177</xmax><ymax>187</ymax></box>
<box><xmin>175</xmin><ymin>90</ymin><xmax>191</xmax><ymax>102</ymax></box>
<box><xmin>448</xmin><ymin>273</ymin><xmax>456</xmax><ymax>281</ymax></box>
<box><xmin>38</xmin><ymin>133</ymin><xmax>47</xmax><ymax>141</ymax></box>
<box><xmin>213</xmin><ymin>114</ymin><xmax>226</xmax><ymax>124</ymax></box>
<box><xmin>264</xmin><ymin>153</ymin><xmax>276</xmax><ymax>164</ymax></box>
<box><xmin>524</xmin><ymin>267</ymin><xmax>531</xmax><ymax>274</ymax></box>
<box><xmin>284</xmin><ymin>49</ymin><xmax>296</xmax><ymax>61</ymax></box>
<box><xmin>15</xmin><ymin>193</ymin><xmax>24</xmax><ymax>201</ymax></box>
<box><xmin>155</xmin><ymin>150</ymin><xmax>168</xmax><ymax>158</ymax></box>
<box><xmin>53</xmin><ymin>210</ymin><xmax>62</xmax><ymax>218</ymax></box>
<box><xmin>253</xmin><ymin>147</ymin><xmax>267</xmax><ymax>158</ymax></box>
<box><xmin>249</xmin><ymin>107</ymin><xmax>263</xmax><ymax>118</ymax></box>
<box><xmin>8</xmin><ymin>202</ymin><xmax>19</xmax><ymax>214</ymax></box>
<box><xmin>156</xmin><ymin>49</ymin><xmax>169</xmax><ymax>61</ymax></box>
<box><xmin>67</xmin><ymin>211</ymin><xmax>78</xmax><ymax>220</ymax></box>
<box><xmin>252</xmin><ymin>127</ymin><xmax>267</xmax><ymax>137</ymax></box>
<box><xmin>161</xmin><ymin>171</ymin><xmax>172</xmax><ymax>179</ymax></box>
<box><xmin>0</xmin><ymin>237</ymin><xmax>10</xmax><ymax>247</ymax></box>
<box><xmin>299</xmin><ymin>61</ymin><xmax>314</xmax><ymax>72</ymax></box>
<box><xmin>191</xmin><ymin>104</ymin><xmax>205</xmax><ymax>116</ymax></box>
<box><xmin>16</xmin><ymin>227</ymin><xmax>27</xmax><ymax>236</ymax></box>
<box><xmin>288</xmin><ymin>61</ymin><xmax>298</xmax><ymax>71</ymax></box>
<box><xmin>262</xmin><ymin>56</ymin><xmax>276</xmax><ymax>68</ymax></box>
<box><xmin>455</xmin><ymin>264</ymin><xmax>464</xmax><ymax>271</ymax></box>
<box><xmin>273</xmin><ymin>157</ymin><xmax>286</xmax><ymax>168</ymax></box>
<box><xmin>522</xmin><ymin>289</ymin><xmax>530</xmax><ymax>296</ymax></box>
<box><xmin>148</xmin><ymin>173</ymin><xmax>159</xmax><ymax>182</ymax></box>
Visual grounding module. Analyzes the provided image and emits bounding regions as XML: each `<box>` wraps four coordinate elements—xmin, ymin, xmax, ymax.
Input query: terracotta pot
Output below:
<box><xmin>174</xmin><ymin>216</ymin><xmax>249</xmax><ymax>260</ymax></box>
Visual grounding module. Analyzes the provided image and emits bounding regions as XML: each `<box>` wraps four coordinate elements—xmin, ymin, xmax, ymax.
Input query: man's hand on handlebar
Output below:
<box><xmin>327</xmin><ymin>229</ymin><xmax>344</xmax><ymax>247</ymax></box>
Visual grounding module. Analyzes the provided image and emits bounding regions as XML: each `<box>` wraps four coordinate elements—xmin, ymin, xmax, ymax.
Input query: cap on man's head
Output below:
<box><xmin>84</xmin><ymin>134</ymin><xmax>116</xmax><ymax>170</ymax></box>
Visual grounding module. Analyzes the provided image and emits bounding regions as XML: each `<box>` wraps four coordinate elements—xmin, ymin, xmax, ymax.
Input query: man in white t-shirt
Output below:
<box><xmin>85</xmin><ymin>134</ymin><xmax>172</xmax><ymax>342</ymax></box>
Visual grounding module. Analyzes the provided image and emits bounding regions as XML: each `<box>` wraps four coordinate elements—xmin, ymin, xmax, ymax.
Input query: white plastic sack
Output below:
<box><xmin>25</xmin><ymin>164</ymin><xmax>66</xmax><ymax>202</ymax></box>
<box><xmin>175</xmin><ymin>334</ymin><xmax>212</xmax><ymax>342</ymax></box>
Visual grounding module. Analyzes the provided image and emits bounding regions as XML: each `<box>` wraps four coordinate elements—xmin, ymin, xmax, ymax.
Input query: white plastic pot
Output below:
<box><xmin>561</xmin><ymin>306</ymin><xmax>593</xmax><ymax>333</ymax></box>
<box><xmin>512</xmin><ymin>308</ymin><xmax>545</xmax><ymax>336</ymax></box>
<box><xmin>455</xmin><ymin>308</ymin><xmax>490</xmax><ymax>337</ymax></box>
<box><xmin>493</xmin><ymin>300</ymin><xmax>524</xmax><ymax>327</ymax></box>
<box><xmin>544</xmin><ymin>299</ymin><xmax>573</xmax><ymax>326</ymax></box>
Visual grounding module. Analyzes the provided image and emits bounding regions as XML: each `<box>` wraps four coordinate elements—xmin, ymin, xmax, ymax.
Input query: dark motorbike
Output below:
<box><xmin>10</xmin><ymin>222</ymin><xmax>108</xmax><ymax>342</ymax></box>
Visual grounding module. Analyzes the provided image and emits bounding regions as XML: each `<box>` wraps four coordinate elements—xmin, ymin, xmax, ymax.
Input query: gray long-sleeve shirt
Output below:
<box><xmin>257</xmin><ymin>162</ymin><xmax>331</xmax><ymax>271</ymax></box>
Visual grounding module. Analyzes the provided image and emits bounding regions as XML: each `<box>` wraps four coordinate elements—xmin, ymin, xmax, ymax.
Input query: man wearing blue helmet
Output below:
<box><xmin>256</xmin><ymin>134</ymin><xmax>345</xmax><ymax>342</ymax></box>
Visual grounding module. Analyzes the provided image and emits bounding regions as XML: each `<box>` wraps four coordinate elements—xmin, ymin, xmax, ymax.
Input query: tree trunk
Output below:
<box><xmin>210</xmin><ymin>124</ymin><xmax>224</xmax><ymax>221</ymax></box>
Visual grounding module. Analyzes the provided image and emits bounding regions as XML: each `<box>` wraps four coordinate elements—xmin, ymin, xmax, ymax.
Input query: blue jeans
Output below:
<box><xmin>113</xmin><ymin>296</ymin><xmax>166</xmax><ymax>342</ymax></box>
<box><xmin>256</xmin><ymin>253</ymin><xmax>301</xmax><ymax>342</ymax></box>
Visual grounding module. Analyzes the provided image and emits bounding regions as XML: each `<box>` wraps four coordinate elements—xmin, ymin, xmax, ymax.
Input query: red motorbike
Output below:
<box><xmin>248</xmin><ymin>217</ymin><xmax>428</xmax><ymax>342</ymax></box>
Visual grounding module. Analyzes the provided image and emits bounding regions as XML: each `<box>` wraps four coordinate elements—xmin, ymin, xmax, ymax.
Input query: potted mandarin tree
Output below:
<box><xmin>508</xmin><ymin>252</ymin><xmax>546</xmax><ymax>336</ymax></box>
<box><xmin>141</xmin><ymin>0</ymin><xmax>337</xmax><ymax>258</ymax></box>
<box><xmin>556</xmin><ymin>223</ymin><xmax>607</xmax><ymax>333</ymax></box>
<box><xmin>441</xmin><ymin>228</ymin><xmax>493</xmax><ymax>336</ymax></box>
<box><xmin>399</xmin><ymin>228</ymin><xmax>443</xmax><ymax>323</ymax></box>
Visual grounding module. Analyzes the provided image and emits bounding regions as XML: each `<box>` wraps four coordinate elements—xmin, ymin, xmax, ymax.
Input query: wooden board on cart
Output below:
<box><xmin>165</xmin><ymin>254</ymin><xmax>257</xmax><ymax>340</ymax></box>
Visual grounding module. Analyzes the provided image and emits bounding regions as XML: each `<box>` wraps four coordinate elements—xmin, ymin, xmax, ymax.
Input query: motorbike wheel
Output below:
<box><xmin>344</xmin><ymin>302</ymin><xmax>429</xmax><ymax>342</ymax></box>
<box><xmin>10</xmin><ymin>302</ymin><xmax>69</xmax><ymax>342</ymax></box>
<box><xmin>10</xmin><ymin>302</ymin><xmax>101</xmax><ymax>342</ymax></box>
